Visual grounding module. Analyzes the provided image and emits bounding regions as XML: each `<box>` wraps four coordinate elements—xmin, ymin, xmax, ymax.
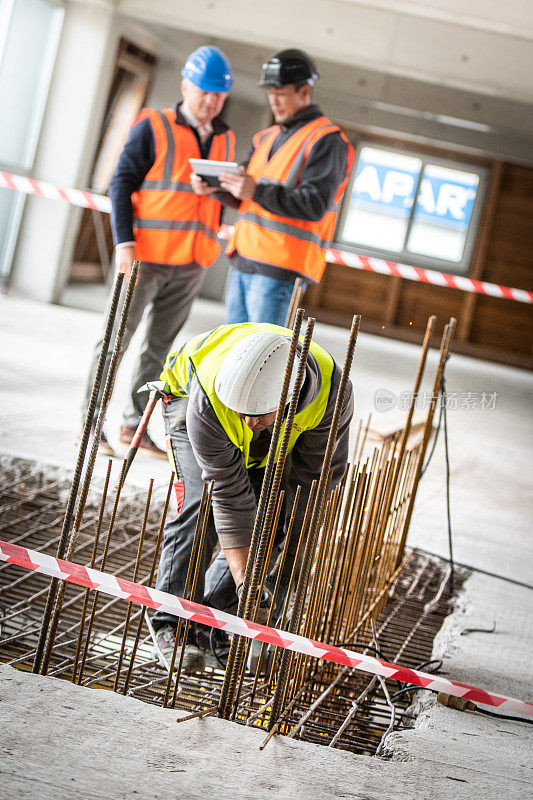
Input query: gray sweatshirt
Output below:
<box><xmin>184</xmin><ymin>351</ymin><xmax>354</xmax><ymax>550</ymax></box>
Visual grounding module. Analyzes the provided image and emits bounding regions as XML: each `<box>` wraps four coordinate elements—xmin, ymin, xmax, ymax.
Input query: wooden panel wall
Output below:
<box><xmin>306</xmin><ymin>160</ymin><xmax>533</xmax><ymax>370</ymax></box>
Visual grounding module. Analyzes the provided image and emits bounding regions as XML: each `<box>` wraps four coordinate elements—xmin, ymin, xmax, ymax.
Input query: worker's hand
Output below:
<box><xmin>219</xmin><ymin>166</ymin><xmax>256</xmax><ymax>201</ymax></box>
<box><xmin>114</xmin><ymin>245</ymin><xmax>137</xmax><ymax>283</ymax></box>
<box><xmin>190</xmin><ymin>172</ymin><xmax>217</xmax><ymax>195</ymax></box>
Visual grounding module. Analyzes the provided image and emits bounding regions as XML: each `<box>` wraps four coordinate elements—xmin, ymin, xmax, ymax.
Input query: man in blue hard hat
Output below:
<box><xmin>81</xmin><ymin>46</ymin><xmax>235</xmax><ymax>457</ymax></box>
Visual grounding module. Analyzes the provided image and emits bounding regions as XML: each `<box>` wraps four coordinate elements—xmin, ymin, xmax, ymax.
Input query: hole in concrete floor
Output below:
<box><xmin>0</xmin><ymin>456</ymin><xmax>469</xmax><ymax>755</ymax></box>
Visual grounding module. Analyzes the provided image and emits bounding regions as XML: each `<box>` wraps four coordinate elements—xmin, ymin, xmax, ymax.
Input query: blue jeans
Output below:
<box><xmin>225</xmin><ymin>268</ymin><xmax>307</xmax><ymax>325</ymax></box>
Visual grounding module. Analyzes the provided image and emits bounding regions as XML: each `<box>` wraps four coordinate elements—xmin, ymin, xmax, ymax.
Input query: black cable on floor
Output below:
<box><xmin>419</xmin><ymin>355</ymin><xmax>455</xmax><ymax>595</ymax></box>
<box><xmin>333</xmin><ymin>641</ymin><xmax>388</xmax><ymax>660</ymax></box>
<box><xmin>413</xmin><ymin>548</ymin><xmax>533</xmax><ymax>591</ymax></box>
<box><xmin>390</xmin><ymin>684</ymin><xmax>533</xmax><ymax>725</ymax></box>
<box><xmin>475</xmin><ymin>706</ymin><xmax>533</xmax><ymax>724</ymax></box>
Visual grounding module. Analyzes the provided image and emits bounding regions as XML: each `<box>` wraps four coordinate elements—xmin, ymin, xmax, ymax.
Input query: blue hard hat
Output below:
<box><xmin>182</xmin><ymin>46</ymin><xmax>233</xmax><ymax>93</ymax></box>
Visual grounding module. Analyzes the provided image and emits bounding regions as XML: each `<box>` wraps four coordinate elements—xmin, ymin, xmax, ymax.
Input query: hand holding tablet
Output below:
<box><xmin>189</xmin><ymin>159</ymin><xmax>240</xmax><ymax>188</ymax></box>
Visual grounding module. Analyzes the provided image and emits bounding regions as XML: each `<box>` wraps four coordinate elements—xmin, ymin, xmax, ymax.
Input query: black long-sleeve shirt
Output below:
<box><xmin>222</xmin><ymin>104</ymin><xmax>350</xmax><ymax>282</ymax></box>
<box><xmin>108</xmin><ymin>104</ymin><xmax>231</xmax><ymax>246</ymax></box>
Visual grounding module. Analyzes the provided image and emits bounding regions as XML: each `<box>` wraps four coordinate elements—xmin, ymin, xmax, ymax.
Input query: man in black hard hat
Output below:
<box><xmin>193</xmin><ymin>49</ymin><xmax>353</xmax><ymax>326</ymax></box>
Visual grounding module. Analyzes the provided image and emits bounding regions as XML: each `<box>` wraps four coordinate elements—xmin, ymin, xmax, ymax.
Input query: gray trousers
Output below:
<box><xmin>152</xmin><ymin>396</ymin><xmax>288</xmax><ymax>632</ymax></box>
<box><xmin>82</xmin><ymin>262</ymin><xmax>206</xmax><ymax>428</ymax></box>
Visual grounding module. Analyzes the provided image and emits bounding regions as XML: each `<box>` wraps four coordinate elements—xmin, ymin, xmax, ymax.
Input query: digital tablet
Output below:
<box><xmin>189</xmin><ymin>158</ymin><xmax>240</xmax><ymax>187</ymax></box>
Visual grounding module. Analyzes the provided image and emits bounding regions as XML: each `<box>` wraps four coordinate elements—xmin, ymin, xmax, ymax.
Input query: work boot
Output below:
<box><xmin>96</xmin><ymin>428</ymin><xmax>115</xmax><ymax>458</ymax></box>
<box><xmin>151</xmin><ymin>625</ymin><xmax>205</xmax><ymax>672</ymax></box>
<box><xmin>119</xmin><ymin>425</ymin><xmax>166</xmax><ymax>459</ymax></box>
<box><xmin>77</xmin><ymin>427</ymin><xmax>115</xmax><ymax>457</ymax></box>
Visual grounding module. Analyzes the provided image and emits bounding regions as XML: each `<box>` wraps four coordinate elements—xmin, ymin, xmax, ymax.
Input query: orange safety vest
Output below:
<box><xmin>226</xmin><ymin>116</ymin><xmax>353</xmax><ymax>282</ymax></box>
<box><xmin>131</xmin><ymin>108</ymin><xmax>235</xmax><ymax>267</ymax></box>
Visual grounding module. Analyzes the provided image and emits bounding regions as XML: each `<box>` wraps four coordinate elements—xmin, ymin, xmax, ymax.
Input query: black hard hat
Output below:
<box><xmin>259</xmin><ymin>48</ymin><xmax>319</xmax><ymax>88</ymax></box>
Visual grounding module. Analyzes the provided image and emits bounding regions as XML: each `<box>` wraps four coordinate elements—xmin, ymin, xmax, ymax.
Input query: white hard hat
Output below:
<box><xmin>215</xmin><ymin>333</ymin><xmax>299</xmax><ymax>415</ymax></box>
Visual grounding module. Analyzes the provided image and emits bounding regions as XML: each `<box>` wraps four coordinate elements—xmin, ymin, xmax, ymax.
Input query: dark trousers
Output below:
<box><xmin>152</xmin><ymin>396</ymin><xmax>287</xmax><ymax>631</ymax></box>
<box><xmin>82</xmin><ymin>262</ymin><xmax>206</xmax><ymax>428</ymax></box>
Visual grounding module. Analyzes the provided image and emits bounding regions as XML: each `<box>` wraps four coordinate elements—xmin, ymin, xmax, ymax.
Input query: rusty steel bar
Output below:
<box><xmin>113</xmin><ymin>478</ymin><xmax>153</xmax><ymax>691</ymax></box>
<box><xmin>39</xmin><ymin>265</ymin><xmax>140</xmax><ymax>675</ymax></box>
<box><xmin>266</xmin><ymin>480</ymin><xmax>317</xmax><ymax>694</ymax></box>
<box><xmin>357</xmin><ymin>413</ymin><xmax>372</xmax><ymax>463</ymax></box>
<box><xmin>233</xmin><ymin>488</ymin><xmax>285</xmax><ymax>717</ymax></box>
<box><xmin>163</xmin><ymin>483</ymin><xmax>210</xmax><ymax>698</ymax></box>
<box><xmin>218</xmin><ymin>310</ymin><xmax>304</xmax><ymax>715</ymax></box>
<box><xmin>284</xmin><ymin>278</ymin><xmax>303</xmax><ymax>329</ymax></box>
<box><xmin>167</xmin><ymin>482</ymin><xmax>213</xmax><ymax>707</ymax></box>
<box><xmin>369</xmin><ymin>315</ymin><xmax>436</xmax><ymax>584</ymax></box>
<box><xmin>72</xmin><ymin>459</ymin><xmax>112</xmax><ymax>682</ymax></box>
<box><xmin>269</xmin><ymin>315</ymin><xmax>360</xmax><ymax>729</ymax></box>
<box><xmin>75</xmin><ymin>459</ymin><xmax>129</xmax><ymax>683</ymax></box>
<box><xmin>247</xmin><ymin>485</ymin><xmax>301</xmax><ymax>708</ymax></box>
<box><xmin>121</xmin><ymin>472</ymin><xmax>174</xmax><ymax>694</ymax></box>
<box><xmin>219</xmin><ymin>311</ymin><xmax>309</xmax><ymax>719</ymax></box>
<box><xmin>32</xmin><ymin>271</ymin><xmax>124</xmax><ymax>673</ymax></box>
<box><xmin>170</xmin><ymin>482</ymin><xmax>214</xmax><ymax>704</ymax></box>
<box><xmin>396</xmin><ymin>318</ymin><xmax>456</xmax><ymax>565</ymax></box>
<box><xmin>239</xmin><ymin>316</ymin><xmax>313</xmax><ymax>637</ymax></box>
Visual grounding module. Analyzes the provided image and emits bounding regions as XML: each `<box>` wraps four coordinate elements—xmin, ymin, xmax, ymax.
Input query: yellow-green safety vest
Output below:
<box><xmin>161</xmin><ymin>323</ymin><xmax>334</xmax><ymax>468</ymax></box>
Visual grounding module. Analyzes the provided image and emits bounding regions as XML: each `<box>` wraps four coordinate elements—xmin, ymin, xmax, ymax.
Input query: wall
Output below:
<box><xmin>306</xmin><ymin>156</ymin><xmax>533</xmax><ymax>369</ymax></box>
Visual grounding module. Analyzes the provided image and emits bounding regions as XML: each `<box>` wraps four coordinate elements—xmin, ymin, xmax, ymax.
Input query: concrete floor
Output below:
<box><xmin>0</xmin><ymin>289</ymin><xmax>532</xmax><ymax>799</ymax></box>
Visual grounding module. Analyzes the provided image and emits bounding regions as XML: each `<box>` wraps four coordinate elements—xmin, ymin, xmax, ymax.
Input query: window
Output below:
<box><xmin>0</xmin><ymin>0</ymin><xmax>63</xmax><ymax>278</ymax></box>
<box><xmin>337</xmin><ymin>143</ymin><xmax>488</xmax><ymax>275</ymax></box>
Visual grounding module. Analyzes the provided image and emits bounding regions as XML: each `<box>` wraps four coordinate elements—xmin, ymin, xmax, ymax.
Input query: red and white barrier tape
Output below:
<box><xmin>0</xmin><ymin>170</ymin><xmax>111</xmax><ymax>213</ymax></box>
<box><xmin>2</xmin><ymin>169</ymin><xmax>531</xmax><ymax>305</ymax></box>
<box><xmin>324</xmin><ymin>248</ymin><xmax>533</xmax><ymax>305</ymax></box>
<box><xmin>1</xmin><ymin>538</ymin><xmax>532</xmax><ymax>718</ymax></box>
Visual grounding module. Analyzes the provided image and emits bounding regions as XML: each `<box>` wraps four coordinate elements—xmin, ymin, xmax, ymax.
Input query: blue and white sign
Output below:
<box><xmin>414</xmin><ymin>165</ymin><xmax>478</xmax><ymax>229</ymax></box>
<box><xmin>351</xmin><ymin>148</ymin><xmax>479</xmax><ymax>229</ymax></box>
<box><xmin>342</xmin><ymin>147</ymin><xmax>482</xmax><ymax>261</ymax></box>
<box><xmin>352</xmin><ymin>148</ymin><xmax>421</xmax><ymax>215</ymax></box>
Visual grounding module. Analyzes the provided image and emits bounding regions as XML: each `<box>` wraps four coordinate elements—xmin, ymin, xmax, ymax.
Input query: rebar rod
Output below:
<box><xmin>269</xmin><ymin>315</ymin><xmax>360</xmax><ymax>729</ymax></box>
<box><xmin>247</xmin><ymin>486</ymin><xmax>301</xmax><ymax>708</ymax></box>
<box><xmin>39</xmin><ymin>265</ymin><xmax>140</xmax><ymax>675</ymax></box>
<box><xmin>120</xmin><ymin>476</ymin><xmax>171</xmax><ymax>696</ymax></box>
<box><xmin>357</xmin><ymin>413</ymin><xmax>372</xmax><ymax>463</ymax></box>
<box><xmin>32</xmin><ymin>272</ymin><xmax>124</xmax><ymax>673</ymax></box>
<box><xmin>113</xmin><ymin>478</ymin><xmax>153</xmax><ymax>691</ymax></box>
<box><xmin>396</xmin><ymin>318</ymin><xmax>456</xmax><ymax>564</ymax></box>
<box><xmin>266</xmin><ymin>481</ymin><xmax>317</xmax><ymax>693</ymax></box>
<box><xmin>218</xmin><ymin>311</ymin><xmax>307</xmax><ymax>718</ymax></box>
<box><xmin>371</xmin><ymin>316</ymin><xmax>436</xmax><ymax>579</ymax></box>
<box><xmin>76</xmin><ymin>460</ymin><xmax>128</xmax><ymax>682</ymax></box>
<box><xmin>168</xmin><ymin>482</ymin><xmax>213</xmax><ymax>707</ymax></box>
<box><xmin>162</xmin><ymin>483</ymin><xmax>210</xmax><ymax>700</ymax></box>
<box><xmin>284</xmin><ymin>278</ymin><xmax>303</xmax><ymax>329</ymax></box>
<box><xmin>72</xmin><ymin>459</ymin><xmax>112</xmax><ymax>682</ymax></box>
<box><xmin>233</xmin><ymin>489</ymin><xmax>285</xmax><ymax>717</ymax></box>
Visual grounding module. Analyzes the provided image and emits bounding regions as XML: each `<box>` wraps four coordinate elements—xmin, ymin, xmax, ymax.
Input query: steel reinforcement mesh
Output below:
<box><xmin>0</xmin><ymin>456</ymin><xmax>467</xmax><ymax>755</ymax></box>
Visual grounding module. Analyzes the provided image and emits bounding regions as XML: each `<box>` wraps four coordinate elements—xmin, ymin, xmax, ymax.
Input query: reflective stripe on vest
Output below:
<box><xmin>226</xmin><ymin>117</ymin><xmax>353</xmax><ymax>282</ymax></box>
<box><xmin>132</xmin><ymin>108</ymin><xmax>235</xmax><ymax>267</ymax></box>
<box><xmin>161</xmin><ymin>323</ymin><xmax>334</xmax><ymax>469</ymax></box>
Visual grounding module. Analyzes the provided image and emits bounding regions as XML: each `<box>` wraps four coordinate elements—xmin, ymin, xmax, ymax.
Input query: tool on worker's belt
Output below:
<box><xmin>115</xmin><ymin>381</ymin><xmax>170</xmax><ymax>489</ymax></box>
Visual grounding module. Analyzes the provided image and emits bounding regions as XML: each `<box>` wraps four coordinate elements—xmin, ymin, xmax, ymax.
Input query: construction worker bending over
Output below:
<box><xmin>151</xmin><ymin>323</ymin><xmax>353</xmax><ymax>671</ymax></box>
<box><xmin>81</xmin><ymin>46</ymin><xmax>235</xmax><ymax>458</ymax></box>
<box><xmin>192</xmin><ymin>49</ymin><xmax>353</xmax><ymax>326</ymax></box>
